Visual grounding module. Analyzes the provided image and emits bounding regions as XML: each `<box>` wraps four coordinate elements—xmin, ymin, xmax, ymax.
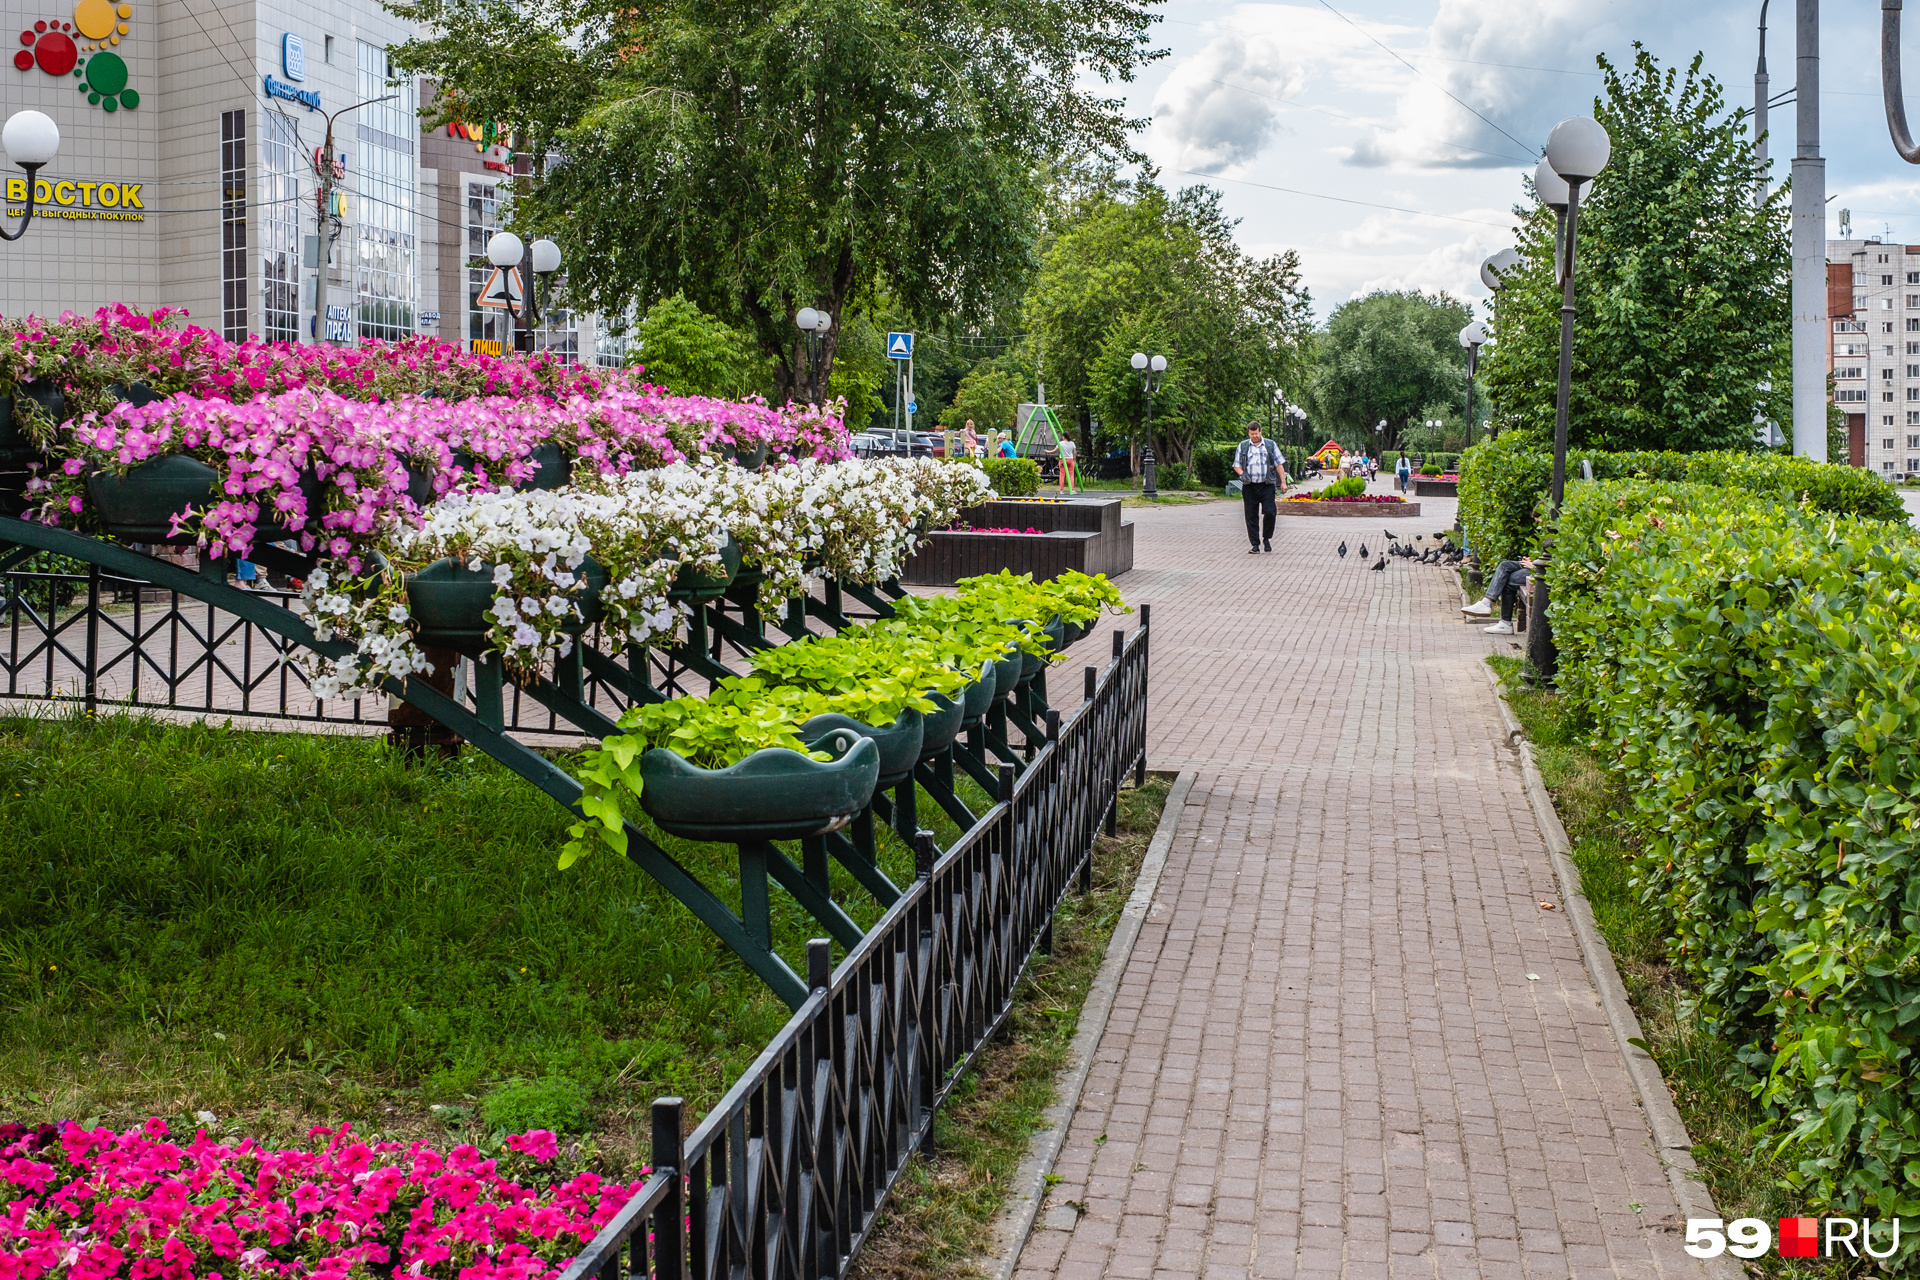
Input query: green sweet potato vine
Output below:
<box><xmin>1543</xmin><ymin>475</ymin><xmax>1920</xmax><ymax>1227</ymax></box>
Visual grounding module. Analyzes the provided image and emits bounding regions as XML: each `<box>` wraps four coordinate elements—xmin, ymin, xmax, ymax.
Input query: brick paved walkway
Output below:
<box><xmin>1016</xmin><ymin>493</ymin><xmax>1703</xmax><ymax>1279</ymax></box>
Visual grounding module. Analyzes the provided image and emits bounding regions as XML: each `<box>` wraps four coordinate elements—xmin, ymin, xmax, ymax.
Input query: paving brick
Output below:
<box><xmin>1012</xmin><ymin>497</ymin><xmax>1704</xmax><ymax>1278</ymax></box>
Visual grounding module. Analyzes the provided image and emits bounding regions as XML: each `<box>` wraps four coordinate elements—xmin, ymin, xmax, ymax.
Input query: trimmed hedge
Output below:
<box><xmin>1546</xmin><ymin>478</ymin><xmax>1920</xmax><ymax>1225</ymax></box>
<box><xmin>1458</xmin><ymin>432</ymin><xmax>1904</xmax><ymax>565</ymax></box>
<box><xmin>979</xmin><ymin>456</ymin><xmax>1039</xmax><ymax>496</ymax></box>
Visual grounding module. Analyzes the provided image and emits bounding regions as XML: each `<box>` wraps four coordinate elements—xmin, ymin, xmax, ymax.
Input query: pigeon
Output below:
<box><xmin>1358</xmin><ymin>543</ymin><xmax>1368</xmax><ymax>560</ymax></box>
<box><xmin>1337</xmin><ymin>540</ymin><xmax>1348</xmax><ymax>558</ymax></box>
<box><xmin>1371</xmin><ymin>555</ymin><xmax>1386</xmax><ymax>571</ymax></box>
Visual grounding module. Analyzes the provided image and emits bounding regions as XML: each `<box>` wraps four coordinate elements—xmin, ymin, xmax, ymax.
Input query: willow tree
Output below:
<box><xmin>391</xmin><ymin>0</ymin><xmax>1160</xmax><ymax>403</ymax></box>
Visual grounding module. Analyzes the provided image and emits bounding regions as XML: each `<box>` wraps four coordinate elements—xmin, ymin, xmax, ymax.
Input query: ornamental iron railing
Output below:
<box><xmin>557</xmin><ymin>613</ymin><xmax>1149</xmax><ymax>1280</ymax></box>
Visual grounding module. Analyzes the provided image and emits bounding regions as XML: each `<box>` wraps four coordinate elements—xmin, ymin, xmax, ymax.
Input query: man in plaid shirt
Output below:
<box><xmin>1232</xmin><ymin>422</ymin><xmax>1288</xmax><ymax>553</ymax></box>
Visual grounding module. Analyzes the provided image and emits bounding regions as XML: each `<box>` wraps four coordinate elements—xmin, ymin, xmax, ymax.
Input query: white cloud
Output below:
<box><xmin>1151</xmin><ymin>32</ymin><xmax>1308</xmax><ymax>174</ymax></box>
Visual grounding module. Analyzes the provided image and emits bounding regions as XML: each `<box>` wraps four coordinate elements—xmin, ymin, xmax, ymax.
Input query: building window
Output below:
<box><xmin>1886</xmin><ymin>439</ymin><xmax>1897</xmax><ymax>450</ymax></box>
<box><xmin>1837</xmin><ymin>366</ymin><xmax>1864</xmax><ymax>379</ymax></box>
<box><xmin>467</xmin><ymin>180</ymin><xmax>510</xmax><ymax>355</ymax></box>
<box><xmin>220</xmin><ymin>109</ymin><xmax>247</xmax><ymax>342</ymax></box>
<box><xmin>1886</xmin><ymin>460</ymin><xmax>1897</xmax><ymax>472</ymax></box>
<box><xmin>1884</xmin><ymin>367</ymin><xmax>1895</xmax><ymax>380</ymax></box>
<box><xmin>260</xmin><ymin>111</ymin><xmax>301</xmax><ymax>346</ymax></box>
<box><xmin>353</xmin><ymin>42</ymin><xmax>417</xmax><ymax>343</ymax></box>
<box><xmin>1887</xmin><ymin>323</ymin><xmax>1898</xmax><ymax>333</ymax></box>
<box><xmin>1880</xmin><ymin>253</ymin><xmax>1891</xmax><ymax>263</ymax></box>
<box><xmin>1885</xmin><ymin>391</ymin><xmax>1897</xmax><ymax>402</ymax></box>
<box><xmin>594</xmin><ymin>319</ymin><xmax>630</xmax><ymax>369</ymax></box>
<box><xmin>1837</xmin><ymin>389</ymin><xmax>1868</xmax><ymax>402</ymax></box>
<box><xmin>1838</xmin><ymin>319</ymin><xmax>1868</xmax><ymax>333</ymax></box>
<box><xmin>1857</xmin><ymin>294</ymin><xmax>1870</xmax><ymax>310</ymax></box>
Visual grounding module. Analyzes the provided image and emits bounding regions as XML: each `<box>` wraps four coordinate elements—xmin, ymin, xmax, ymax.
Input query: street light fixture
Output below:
<box><xmin>1528</xmin><ymin>115</ymin><xmax>1612</xmax><ymax>682</ymax></box>
<box><xmin>1459</xmin><ymin>319</ymin><xmax>1488</xmax><ymax>448</ymax></box>
<box><xmin>486</xmin><ymin>231</ymin><xmax>563</xmax><ymax>354</ymax></box>
<box><xmin>794</xmin><ymin>307</ymin><xmax>833</xmax><ymax>406</ymax></box>
<box><xmin>1130</xmin><ymin>351</ymin><xmax>1167</xmax><ymax>499</ymax></box>
<box><xmin>310</xmin><ymin>93</ymin><xmax>398</xmax><ymax>345</ymax></box>
<box><xmin>1479</xmin><ymin>247</ymin><xmax>1521</xmax><ymax>292</ymax></box>
<box><xmin>0</xmin><ymin>110</ymin><xmax>58</xmax><ymax>242</ymax></box>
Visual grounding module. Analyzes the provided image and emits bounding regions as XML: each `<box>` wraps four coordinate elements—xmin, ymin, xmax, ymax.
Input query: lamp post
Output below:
<box><xmin>486</xmin><ymin>232</ymin><xmax>562</xmax><ymax>354</ymax></box>
<box><xmin>794</xmin><ymin>307</ymin><xmax>833</xmax><ymax>406</ymax></box>
<box><xmin>1479</xmin><ymin>250</ymin><xmax>1518</xmax><ymax>438</ymax></box>
<box><xmin>1286</xmin><ymin>404</ymin><xmax>1306</xmax><ymax>445</ymax></box>
<box><xmin>0</xmin><ymin>111</ymin><xmax>58</xmax><ymax>242</ymax></box>
<box><xmin>1527</xmin><ymin>115</ymin><xmax>1612</xmax><ymax>683</ymax></box>
<box><xmin>310</xmin><ymin>93</ymin><xmax>397</xmax><ymax>345</ymax></box>
<box><xmin>1458</xmin><ymin>320</ymin><xmax>1487</xmax><ymax>448</ymax></box>
<box><xmin>1130</xmin><ymin>351</ymin><xmax>1167</xmax><ymax>499</ymax></box>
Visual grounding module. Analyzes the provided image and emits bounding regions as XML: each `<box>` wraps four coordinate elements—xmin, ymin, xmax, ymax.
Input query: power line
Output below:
<box><xmin>1171</xmin><ymin>169</ymin><xmax>1514</xmax><ymax>228</ymax></box>
<box><xmin>1312</xmin><ymin>0</ymin><xmax>1537</xmax><ymax>157</ymax></box>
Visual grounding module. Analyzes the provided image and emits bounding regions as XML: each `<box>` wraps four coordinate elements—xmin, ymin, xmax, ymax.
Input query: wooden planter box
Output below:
<box><xmin>904</xmin><ymin>497</ymin><xmax>1134</xmax><ymax>585</ymax></box>
<box><xmin>1277</xmin><ymin>500</ymin><xmax>1423</xmax><ymax>518</ymax></box>
<box><xmin>1414</xmin><ymin>479</ymin><xmax>1459</xmax><ymax>496</ymax></box>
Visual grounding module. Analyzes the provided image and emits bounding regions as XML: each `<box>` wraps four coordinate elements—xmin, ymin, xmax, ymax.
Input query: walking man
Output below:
<box><xmin>1233</xmin><ymin>421</ymin><xmax>1287</xmax><ymax>553</ymax></box>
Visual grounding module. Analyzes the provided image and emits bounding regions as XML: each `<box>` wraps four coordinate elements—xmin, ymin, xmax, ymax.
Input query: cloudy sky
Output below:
<box><xmin>1120</xmin><ymin>0</ymin><xmax>1920</xmax><ymax>321</ymax></box>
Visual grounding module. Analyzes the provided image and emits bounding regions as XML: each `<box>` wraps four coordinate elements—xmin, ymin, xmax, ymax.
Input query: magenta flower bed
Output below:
<box><xmin>950</xmin><ymin>526</ymin><xmax>1044</xmax><ymax>534</ymax></box>
<box><xmin>0</xmin><ymin>1120</ymin><xmax>648</xmax><ymax>1280</ymax></box>
<box><xmin>1319</xmin><ymin>495</ymin><xmax>1406</xmax><ymax>504</ymax></box>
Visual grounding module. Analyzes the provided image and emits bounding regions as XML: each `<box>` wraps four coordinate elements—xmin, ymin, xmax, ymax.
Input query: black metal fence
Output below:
<box><xmin>558</xmin><ymin>610</ymin><xmax>1150</xmax><ymax>1280</ymax></box>
<box><xmin>0</xmin><ymin>566</ymin><xmax>874</xmax><ymax>732</ymax></box>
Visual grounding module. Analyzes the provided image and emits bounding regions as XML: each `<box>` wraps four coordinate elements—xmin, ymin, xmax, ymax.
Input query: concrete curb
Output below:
<box><xmin>979</xmin><ymin>768</ymin><xmax>1197</xmax><ymax>1280</ymax></box>
<box><xmin>1484</xmin><ymin>665</ymin><xmax>1742</xmax><ymax>1280</ymax></box>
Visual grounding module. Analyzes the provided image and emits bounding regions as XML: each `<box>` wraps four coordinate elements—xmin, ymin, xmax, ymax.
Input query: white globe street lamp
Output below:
<box><xmin>1459</xmin><ymin>320</ymin><xmax>1488</xmax><ymax>449</ymax></box>
<box><xmin>529</xmin><ymin>238</ymin><xmax>561</xmax><ymax>276</ymax></box>
<box><xmin>486</xmin><ymin>231</ymin><xmax>524</xmax><ymax>267</ymax></box>
<box><xmin>1530</xmin><ymin>115</ymin><xmax>1612</xmax><ymax>681</ymax></box>
<box><xmin>794</xmin><ymin>307</ymin><xmax>834</xmax><ymax>405</ymax></box>
<box><xmin>0</xmin><ymin>110</ymin><xmax>59</xmax><ymax>243</ymax></box>
<box><xmin>1130</xmin><ymin>351</ymin><xmax>1168</xmax><ymax>499</ymax></box>
<box><xmin>1480</xmin><ymin>247</ymin><xmax>1521</xmax><ymax>292</ymax></box>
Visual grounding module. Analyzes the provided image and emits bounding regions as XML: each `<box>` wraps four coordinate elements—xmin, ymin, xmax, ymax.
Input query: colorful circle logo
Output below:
<box><xmin>15</xmin><ymin>0</ymin><xmax>138</xmax><ymax>111</ymax></box>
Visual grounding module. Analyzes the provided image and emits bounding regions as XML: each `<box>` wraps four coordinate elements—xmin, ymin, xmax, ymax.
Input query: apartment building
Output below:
<box><xmin>1828</xmin><ymin>237</ymin><xmax>1920</xmax><ymax>476</ymax></box>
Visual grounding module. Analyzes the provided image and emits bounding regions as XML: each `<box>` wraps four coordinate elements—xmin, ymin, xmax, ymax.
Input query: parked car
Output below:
<box><xmin>851</xmin><ymin>429</ymin><xmax>937</xmax><ymax>458</ymax></box>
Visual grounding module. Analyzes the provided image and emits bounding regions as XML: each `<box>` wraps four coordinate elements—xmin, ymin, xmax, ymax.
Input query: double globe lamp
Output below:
<box><xmin>485</xmin><ymin>231</ymin><xmax>562</xmax><ymax>352</ymax></box>
<box><xmin>1130</xmin><ymin>351</ymin><xmax>1167</xmax><ymax>500</ymax></box>
<box><xmin>794</xmin><ymin>307</ymin><xmax>833</xmax><ymax>406</ymax></box>
<box><xmin>1</xmin><ymin>110</ymin><xmax>60</xmax><ymax>242</ymax></box>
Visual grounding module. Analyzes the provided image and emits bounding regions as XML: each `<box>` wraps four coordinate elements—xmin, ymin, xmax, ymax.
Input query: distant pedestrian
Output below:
<box><xmin>998</xmin><ymin>436</ymin><xmax>1017</xmax><ymax>459</ymax></box>
<box><xmin>963</xmin><ymin>420</ymin><xmax>980</xmax><ymax>459</ymax></box>
<box><xmin>1059</xmin><ymin>435</ymin><xmax>1079</xmax><ymax>493</ymax></box>
<box><xmin>1396</xmin><ymin>455</ymin><xmax>1411</xmax><ymax>494</ymax></box>
<box><xmin>1233</xmin><ymin>421</ymin><xmax>1286</xmax><ymax>554</ymax></box>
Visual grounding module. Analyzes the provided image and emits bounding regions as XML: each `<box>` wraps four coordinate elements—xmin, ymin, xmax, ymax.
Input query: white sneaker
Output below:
<box><xmin>1461</xmin><ymin>599</ymin><xmax>1492</xmax><ymax>617</ymax></box>
<box><xmin>1483</xmin><ymin>620</ymin><xmax>1515</xmax><ymax>635</ymax></box>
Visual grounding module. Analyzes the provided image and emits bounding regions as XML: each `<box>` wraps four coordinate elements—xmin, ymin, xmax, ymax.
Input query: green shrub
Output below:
<box><xmin>1282</xmin><ymin>444</ymin><xmax>1309</xmax><ymax>479</ymax></box>
<box><xmin>1192</xmin><ymin>443</ymin><xmax>1236</xmax><ymax>488</ymax></box>
<box><xmin>1157</xmin><ymin>462</ymin><xmax>1190</xmax><ymax>491</ymax></box>
<box><xmin>1458</xmin><ymin>434</ymin><xmax>1904</xmax><ymax>566</ymax></box>
<box><xmin>1543</xmin><ymin>481</ymin><xmax>1920</xmax><ymax>1225</ymax></box>
<box><xmin>1419</xmin><ymin>463</ymin><xmax>1440</xmax><ymax>477</ymax></box>
<box><xmin>981</xmin><ymin>457</ymin><xmax>1039</xmax><ymax>496</ymax></box>
<box><xmin>479</xmin><ymin>1075</ymin><xmax>591</xmax><ymax>1135</ymax></box>
<box><xmin>1320</xmin><ymin>476</ymin><xmax>1365</xmax><ymax>499</ymax></box>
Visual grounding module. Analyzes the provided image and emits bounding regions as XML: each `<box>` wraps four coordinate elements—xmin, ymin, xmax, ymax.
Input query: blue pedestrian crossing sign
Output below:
<box><xmin>887</xmin><ymin>332</ymin><xmax>914</xmax><ymax>360</ymax></box>
<box><xmin>907</xmin><ymin>401</ymin><xmax>918</xmax><ymax>415</ymax></box>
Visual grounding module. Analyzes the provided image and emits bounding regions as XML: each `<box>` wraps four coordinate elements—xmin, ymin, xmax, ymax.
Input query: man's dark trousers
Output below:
<box><xmin>1242</xmin><ymin>481</ymin><xmax>1276</xmax><ymax>547</ymax></box>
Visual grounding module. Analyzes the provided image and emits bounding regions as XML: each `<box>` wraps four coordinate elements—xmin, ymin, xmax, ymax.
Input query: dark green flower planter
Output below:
<box><xmin>992</xmin><ymin>646</ymin><xmax>1025</xmax><ymax>698</ymax></box>
<box><xmin>86</xmin><ymin>454</ymin><xmax>218</xmax><ymax>542</ymax></box>
<box><xmin>960</xmin><ymin>662</ymin><xmax>997</xmax><ymax>725</ymax></box>
<box><xmin>407</xmin><ymin>556</ymin><xmax>608</xmax><ymax>647</ymax></box>
<box><xmin>722</xmin><ymin>566</ymin><xmax>767</xmax><ymax>609</ymax></box>
<box><xmin>15</xmin><ymin>380</ymin><xmax>65</xmax><ymax>432</ymax></box>
<box><xmin>671</xmin><ymin>532</ymin><xmax>742</xmax><ymax>601</ymax></box>
<box><xmin>521</xmin><ymin>442</ymin><xmax>574</xmax><ymax>491</ymax></box>
<box><xmin>403</xmin><ymin>463</ymin><xmax>437</xmax><ymax>509</ymax></box>
<box><xmin>255</xmin><ymin>470</ymin><xmax>330</xmax><ymax>542</ymax></box>
<box><xmin>1043</xmin><ymin>615</ymin><xmax>1066</xmax><ymax>654</ymax></box>
<box><xmin>106</xmin><ymin>381</ymin><xmax>165</xmax><ymax>411</ymax></box>
<box><xmin>639</xmin><ymin>733</ymin><xmax>880</xmax><ymax>844</ymax></box>
<box><xmin>919</xmin><ymin>691</ymin><xmax>964</xmax><ymax>760</ymax></box>
<box><xmin>803</xmin><ymin>707</ymin><xmax>924</xmax><ymax>788</ymax></box>
<box><xmin>735</xmin><ymin>440</ymin><xmax>768</xmax><ymax>470</ymax></box>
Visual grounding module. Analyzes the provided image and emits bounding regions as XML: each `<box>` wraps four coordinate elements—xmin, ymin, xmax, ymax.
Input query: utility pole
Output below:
<box><xmin>1791</xmin><ymin>0</ymin><xmax>1827</xmax><ymax>460</ymax></box>
<box><xmin>310</xmin><ymin>93</ymin><xmax>396</xmax><ymax>346</ymax></box>
<box><xmin>1756</xmin><ymin>0</ymin><xmax>1771</xmax><ymax>207</ymax></box>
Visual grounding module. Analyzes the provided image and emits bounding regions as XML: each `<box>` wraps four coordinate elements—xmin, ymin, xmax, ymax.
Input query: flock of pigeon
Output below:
<box><xmin>1335</xmin><ymin>532</ymin><xmax>1466</xmax><ymax>572</ymax></box>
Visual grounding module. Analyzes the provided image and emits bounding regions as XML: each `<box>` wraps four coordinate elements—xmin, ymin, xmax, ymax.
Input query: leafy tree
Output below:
<box><xmin>1480</xmin><ymin>48</ymin><xmax>1787</xmax><ymax>451</ymax></box>
<box><xmin>1307</xmin><ymin>291</ymin><xmax>1472</xmax><ymax>451</ymax></box>
<box><xmin>1026</xmin><ymin>176</ymin><xmax>1310</xmax><ymax>467</ymax></box>
<box><xmin>826</xmin><ymin>312</ymin><xmax>890</xmax><ymax>430</ymax></box>
<box><xmin>938</xmin><ymin>363</ymin><xmax>1026</xmax><ymax>433</ymax></box>
<box><xmin>626</xmin><ymin>294</ymin><xmax>768</xmax><ymax>399</ymax></box>
<box><xmin>392</xmin><ymin>0</ymin><xmax>1161</xmax><ymax>405</ymax></box>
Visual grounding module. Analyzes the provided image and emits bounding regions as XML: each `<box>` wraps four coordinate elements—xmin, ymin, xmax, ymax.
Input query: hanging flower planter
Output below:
<box><xmin>918</xmin><ymin>690</ymin><xmax>965</xmax><ymax>760</ymax></box>
<box><xmin>638</xmin><ymin>732</ymin><xmax>881</xmax><ymax>844</ymax></box>
<box><xmin>671</xmin><ymin>532</ymin><xmax>742</xmax><ymax>601</ymax></box>
<box><xmin>85</xmin><ymin>454</ymin><xmax>218</xmax><ymax>542</ymax></box>
<box><xmin>960</xmin><ymin>660</ymin><xmax>998</xmax><ymax>725</ymax></box>
<box><xmin>992</xmin><ymin>645</ymin><xmax>1025</xmax><ymax>698</ymax></box>
<box><xmin>803</xmin><ymin>707</ymin><xmax>924</xmax><ymax>788</ymax></box>
<box><xmin>519</xmin><ymin>442</ymin><xmax>575</xmax><ymax>491</ymax></box>
<box><xmin>254</xmin><ymin>470</ymin><xmax>332</xmax><ymax>542</ymax></box>
<box><xmin>407</xmin><ymin>556</ymin><xmax>608</xmax><ymax>647</ymax></box>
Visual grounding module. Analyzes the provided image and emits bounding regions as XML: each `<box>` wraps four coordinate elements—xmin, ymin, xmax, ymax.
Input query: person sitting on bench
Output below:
<box><xmin>1462</xmin><ymin>556</ymin><xmax>1533</xmax><ymax>635</ymax></box>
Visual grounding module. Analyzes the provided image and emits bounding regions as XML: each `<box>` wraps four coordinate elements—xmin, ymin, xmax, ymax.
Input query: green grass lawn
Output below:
<box><xmin>1487</xmin><ymin>658</ymin><xmax>1853</xmax><ymax>1279</ymax></box>
<box><xmin>0</xmin><ymin>707</ymin><xmax>1001</xmax><ymax>1168</ymax></box>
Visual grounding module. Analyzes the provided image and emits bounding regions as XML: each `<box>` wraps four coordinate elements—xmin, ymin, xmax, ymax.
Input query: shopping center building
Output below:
<box><xmin>0</xmin><ymin>0</ymin><xmax>614</xmax><ymax>360</ymax></box>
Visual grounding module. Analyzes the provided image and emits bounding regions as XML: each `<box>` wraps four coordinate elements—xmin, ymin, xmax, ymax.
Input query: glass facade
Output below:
<box><xmin>260</xmin><ymin>111</ymin><xmax>302</xmax><ymax>346</ymax></box>
<box><xmin>354</xmin><ymin>42</ymin><xmax>417</xmax><ymax>343</ymax></box>
<box><xmin>220</xmin><ymin>110</ymin><xmax>248</xmax><ymax>341</ymax></box>
<box><xmin>466</xmin><ymin>180</ymin><xmax>510</xmax><ymax>356</ymax></box>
